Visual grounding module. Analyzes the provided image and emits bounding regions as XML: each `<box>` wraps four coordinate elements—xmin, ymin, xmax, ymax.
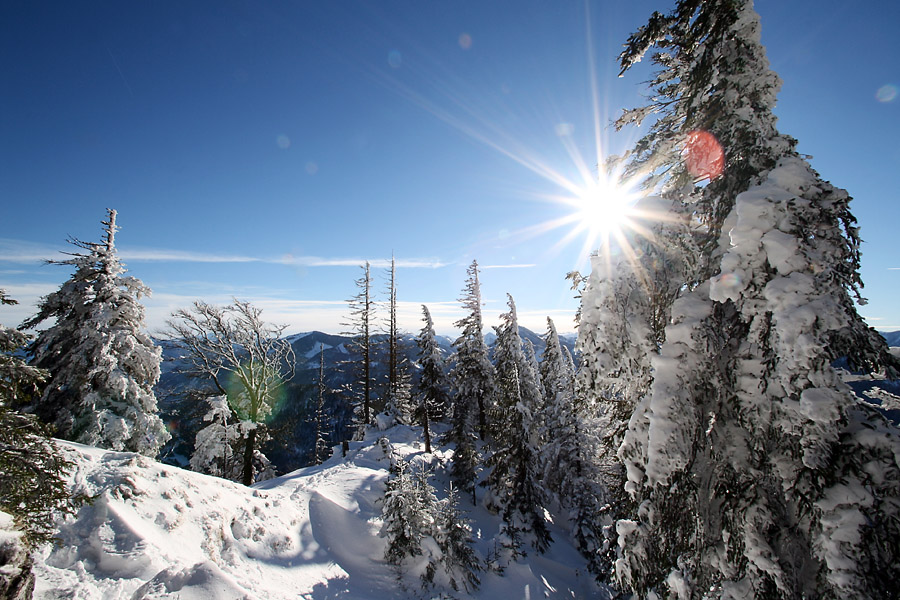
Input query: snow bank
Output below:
<box><xmin>33</xmin><ymin>428</ymin><xmax>606</xmax><ymax>599</ymax></box>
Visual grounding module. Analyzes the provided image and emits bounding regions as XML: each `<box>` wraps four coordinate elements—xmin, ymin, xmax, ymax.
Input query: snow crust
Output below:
<box><xmin>33</xmin><ymin>428</ymin><xmax>604</xmax><ymax>599</ymax></box>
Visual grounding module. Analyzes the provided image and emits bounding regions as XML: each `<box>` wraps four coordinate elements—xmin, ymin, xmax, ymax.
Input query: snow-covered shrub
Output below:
<box><xmin>190</xmin><ymin>396</ymin><xmax>275</xmax><ymax>483</ymax></box>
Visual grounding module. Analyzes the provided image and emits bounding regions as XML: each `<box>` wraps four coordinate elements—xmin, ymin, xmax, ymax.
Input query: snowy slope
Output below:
<box><xmin>34</xmin><ymin>428</ymin><xmax>606</xmax><ymax>599</ymax></box>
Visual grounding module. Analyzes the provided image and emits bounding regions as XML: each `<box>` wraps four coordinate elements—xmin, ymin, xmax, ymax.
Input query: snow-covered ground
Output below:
<box><xmin>33</xmin><ymin>426</ymin><xmax>606</xmax><ymax>599</ymax></box>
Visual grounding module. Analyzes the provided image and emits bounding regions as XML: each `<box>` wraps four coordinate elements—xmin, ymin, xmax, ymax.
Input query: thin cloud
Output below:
<box><xmin>0</xmin><ymin>238</ymin><xmax>447</xmax><ymax>269</ymax></box>
<box><xmin>480</xmin><ymin>263</ymin><xmax>537</xmax><ymax>270</ymax></box>
<box><xmin>120</xmin><ymin>249</ymin><xmax>262</xmax><ymax>263</ymax></box>
<box><xmin>281</xmin><ymin>256</ymin><xmax>448</xmax><ymax>269</ymax></box>
<box><xmin>0</xmin><ymin>239</ymin><xmax>64</xmax><ymax>263</ymax></box>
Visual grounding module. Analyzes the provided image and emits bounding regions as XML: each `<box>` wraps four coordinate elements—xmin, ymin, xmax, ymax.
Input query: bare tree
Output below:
<box><xmin>166</xmin><ymin>299</ymin><xmax>295</xmax><ymax>486</ymax></box>
<box><xmin>342</xmin><ymin>262</ymin><xmax>374</xmax><ymax>430</ymax></box>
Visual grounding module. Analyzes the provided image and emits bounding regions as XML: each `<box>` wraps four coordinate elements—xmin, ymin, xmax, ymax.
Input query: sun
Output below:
<box><xmin>528</xmin><ymin>170</ymin><xmax>643</xmax><ymax>263</ymax></box>
<box><xmin>572</xmin><ymin>178</ymin><xmax>637</xmax><ymax>240</ymax></box>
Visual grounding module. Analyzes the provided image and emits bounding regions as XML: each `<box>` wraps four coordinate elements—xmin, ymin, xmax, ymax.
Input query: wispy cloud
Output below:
<box><xmin>0</xmin><ymin>239</ymin><xmax>64</xmax><ymax>263</ymax></box>
<box><xmin>0</xmin><ymin>238</ymin><xmax>447</xmax><ymax>269</ymax></box>
<box><xmin>279</xmin><ymin>256</ymin><xmax>448</xmax><ymax>269</ymax></box>
<box><xmin>480</xmin><ymin>263</ymin><xmax>536</xmax><ymax>270</ymax></box>
<box><xmin>119</xmin><ymin>249</ymin><xmax>262</xmax><ymax>263</ymax></box>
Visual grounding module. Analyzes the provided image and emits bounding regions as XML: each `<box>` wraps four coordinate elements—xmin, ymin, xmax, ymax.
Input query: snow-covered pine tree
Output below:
<box><xmin>434</xmin><ymin>483</ymin><xmax>482</xmax><ymax>593</ymax></box>
<box><xmin>313</xmin><ymin>345</ymin><xmax>331</xmax><ymax>465</ymax></box>
<box><xmin>615</xmin><ymin>0</ymin><xmax>894</xmax><ymax>375</ymax></box>
<box><xmin>415</xmin><ymin>305</ymin><xmax>449</xmax><ymax>454</ymax></box>
<box><xmin>521</xmin><ymin>339</ymin><xmax>544</xmax><ymax>452</ymax></box>
<box><xmin>167</xmin><ymin>299</ymin><xmax>293</xmax><ymax>485</ymax></box>
<box><xmin>538</xmin><ymin>317</ymin><xmax>574</xmax><ymax>494</ymax></box>
<box><xmin>0</xmin><ymin>291</ymin><xmax>45</xmax><ymax>407</ymax></box>
<box><xmin>380</xmin><ymin>459</ymin><xmax>481</xmax><ymax>594</ymax></box>
<box><xmin>446</xmin><ymin>260</ymin><xmax>495</xmax><ymax>501</ymax></box>
<box><xmin>24</xmin><ymin>209</ymin><xmax>169</xmax><ymax>456</ymax></box>
<box><xmin>539</xmin><ymin>318</ymin><xmax>565</xmax><ymax>407</ymax></box>
<box><xmin>609</xmin><ymin>2</ymin><xmax>900</xmax><ymax>597</ymax></box>
<box><xmin>484</xmin><ymin>294</ymin><xmax>551</xmax><ymax>557</ymax></box>
<box><xmin>576</xmin><ymin>194</ymin><xmax>686</xmax><ymax>501</ymax></box>
<box><xmin>381</xmin><ymin>459</ymin><xmax>429</xmax><ymax>571</ymax></box>
<box><xmin>533</xmin><ymin>314</ymin><xmax>614</xmax><ymax>578</ymax></box>
<box><xmin>1</xmin><ymin>291</ymin><xmax>76</xmax><ymax>551</ymax></box>
<box><xmin>341</xmin><ymin>262</ymin><xmax>375</xmax><ymax>431</ymax></box>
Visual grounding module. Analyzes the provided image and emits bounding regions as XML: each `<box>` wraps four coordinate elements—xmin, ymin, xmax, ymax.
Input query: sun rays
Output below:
<box><xmin>360</xmin><ymin>3</ymin><xmax>680</xmax><ymax>281</ymax></box>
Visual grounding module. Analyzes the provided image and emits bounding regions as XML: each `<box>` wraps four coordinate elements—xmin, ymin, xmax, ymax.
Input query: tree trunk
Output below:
<box><xmin>423</xmin><ymin>408</ymin><xmax>432</xmax><ymax>454</ymax></box>
<box><xmin>242</xmin><ymin>426</ymin><xmax>256</xmax><ymax>486</ymax></box>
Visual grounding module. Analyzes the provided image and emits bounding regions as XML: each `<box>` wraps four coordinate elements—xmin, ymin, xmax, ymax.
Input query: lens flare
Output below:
<box><xmin>876</xmin><ymin>84</ymin><xmax>898</xmax><ymax>103</ymax></box>
<box><xmin>387</xmin><ymin>50</ymin><xmax>402</xmax><ymax>69</ymax></box>
<box><xmin>458</xmin><ymin>33</ymin><xmax>472</xmax><ymax>50</ymax></box>
<box><xmin>684</xmin><ymin>130</ymin><xmax>724</xmax><ymax>181</ymax></box>
<box><xmin>224</xmin><ymin>363</ymin><xmax>289</xmax><ymax>424</ymax></box>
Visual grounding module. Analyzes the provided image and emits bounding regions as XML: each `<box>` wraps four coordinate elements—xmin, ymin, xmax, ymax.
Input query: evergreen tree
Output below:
<box><xmin>415</xmin><ymin>305</ymin><xmax>449</xmax><ymax>454</ymax></box>
<box><xmin>434</xmin><ymin>483</ymin><xmax>482</xmax><ymax>593</ymax></box>
<box><xmin>0</xmin><ymin>291</ymin><xmax>44</xmax><ymax>407</ymax></box>
<box><xmin>167</xmin><ymin>299</ymin><xmax>293</xmax><ymax>485</ymax></box>
<box><xmin>1</xmin><ymin>291</ymin><xmax>77</xmax><ymax>586</ymax></box>
<box><xmin>24</xmin><ymin>209</ymin><xmax>169</xmax><ymax>456</ymax></box>
<box><xmin>608</xmin><ymin>2</ymin><xmax>900</xmax><ymax>597</ymax></box>
<box><xmin>380</xmin><ymin>457</ymin><xmax>481</xmax><ymax>594</ymax></box>
<box><xmin>484</xmin><ymin>295</ymin><xmax>550</xmax><ymax>556</ymax></box>
<box><xmin>313</xmin><ymin>345</ymin><xmax>331</xmax><ymax>465</ymax></box>
<box><xmin>342</xmin><ymin>262</ymin><xmax>375</xmax><ymax>431</ymax></box>
<box><xmin>381</xmin><ymin>459</ymin><xmax>431</xmax><ymax>571</ymax></box>
<box><xmin>446</xmin><ymin>260</ymin><xmax>495</xmax><ymax>501</ymax></box>
<box><xmin>538</xmin><ymin>317</ymin><xmax>574</xmax><ymax>494</ymax></box>
<box><xmin>521</xmin><ymin>340</ymin><xmax>544</xmax><ymax>452</ymax></box>
<box><xmin>615</xmin><ymin>0</ymin><xmax>895</xmax><ymax>374</ymax></box>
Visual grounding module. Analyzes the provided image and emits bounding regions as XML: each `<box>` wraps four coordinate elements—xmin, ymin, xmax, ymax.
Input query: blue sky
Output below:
<box><xmin>2</xmin><ymin>1</ymin><xmax>898</xmax><ymax>335</ymax></box>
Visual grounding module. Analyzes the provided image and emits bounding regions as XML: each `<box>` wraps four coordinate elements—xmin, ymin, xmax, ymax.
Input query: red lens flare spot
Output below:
<box><xmin>684</xmin><ymin>130</ymin><xmax>724</xmax><ymax>181</ymax></box>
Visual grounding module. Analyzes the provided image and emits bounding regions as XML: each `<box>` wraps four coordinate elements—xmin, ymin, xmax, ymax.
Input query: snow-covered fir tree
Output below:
<box><xmin>446</xmin><ymin>260</ymin><xmax>495</xmax><ymax>501</ymax></box>
<box><xmin>0</xmin><ymin>291</ymin><xmax>45</xmax><ymax>407</ymax></box>
<box><xmin>24</xmin><ymin>209</ymin><xmax>169</xmax><ymax>456</ymax></box>
<box><xmin>574</xmin><ymin>194</ymin><xmax>688</xmax><ymax>582</ymax></box>
<box><xmin>1</xmin><ymin>291</ymin><xmax>76</xmax><ymax>551</ymax></box>
<box><xmin>167</xmin><ymin>299</ymin><xmax>292</xmax><ymax>485</ymax></box>
<box><xmin>415</xmin><ymin>305</ymin><xmax>449</xmax><ymax>454</ymax></box>
<box><xmin>533</xmin><ymin>314</ymin><xmax>611</xmax><ymax>578</ymax></box>
<box><xmin>380</xmin><ymin>457</ymin><xmax>481</xmax><ymax>594</ymax></box>
<box><xmin>484</xmin><ymin>294</ymin><xmax>550</xmax><ymax>557</ymax></box>
<box><xmin>606</xmin><ymin>1</ymin><xmax>900</xmax><ymax>597</ymax></box>
<box><xmin>381</xmin><ymin>459</ymin><xmax>436</xmax><ymax>575</ymax></box>
<box><xmin>433</xmin><ymin>483</ymin><xmax>482</xmax><ymax>593</ymax></box>
<box><xmin>538</xmin><ymin>317</ymin><xmax>574</xmax><ymax>494</ymax></box>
